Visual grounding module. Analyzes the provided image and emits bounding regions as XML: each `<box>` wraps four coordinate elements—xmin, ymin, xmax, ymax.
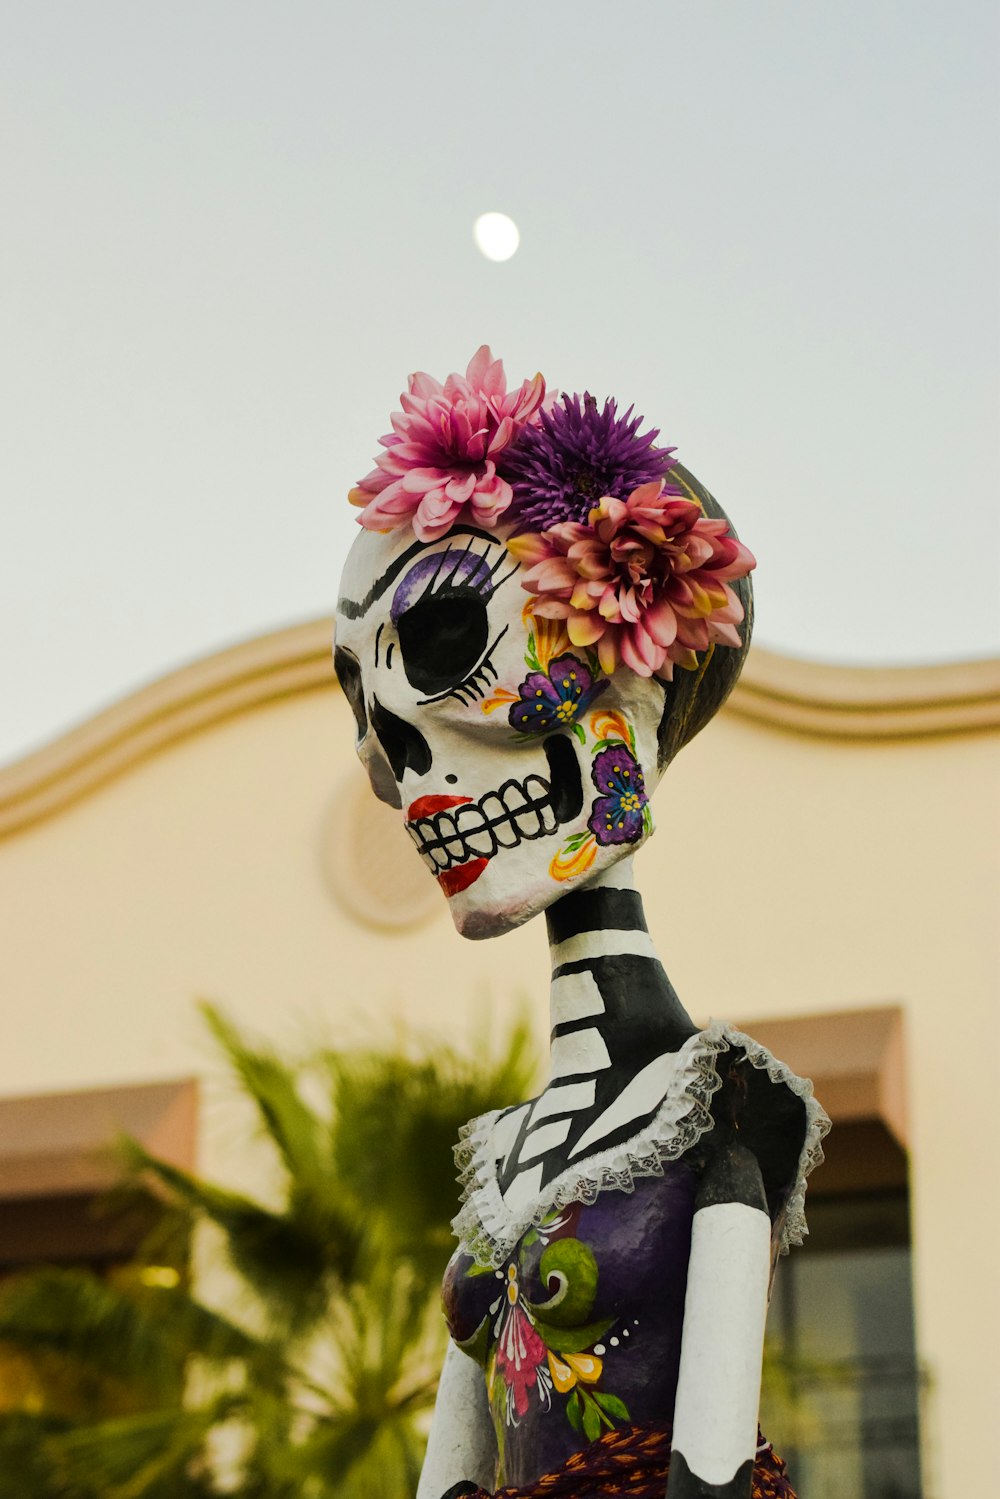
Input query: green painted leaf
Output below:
<box><xmin>530</xmin><ymin>1315</ymin><xmax>615</xmax><ymax>1354</ymax></box>
<box><xmin>592</xmin><ymin>1391</ymin><xmax>630</xmax><ymax>1423</ymax></box>
<box><xmin>464</xmin><ymin>1260</ymin><xmax>496</xmax><ymax>1278</ymax></box>
<box><xmin>529</xmin><ymin>1239</ymin><xmax>598</xmax><ymax>1325</ymax></box>
<box><xmin>581</xmin><ymin>1396</ymin><xmax>602</xmax><ymax>1443</ymax></box>
<box><xmin>565</xmin><ymin>1389</ymin><xmax>583</xmax><ymax>1434</ymax></box>
<box><xmin>455</xmin><ymin>1314</ymin><xmax>491</xmax><ymax>1366</ymax></box>
<box><xmin>572</xmin><ymin>723</ymin><xmax>587</xmax><ymax>746</ymax></box>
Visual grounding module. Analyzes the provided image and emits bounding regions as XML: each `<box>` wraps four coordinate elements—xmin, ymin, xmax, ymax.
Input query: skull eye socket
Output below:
<box><xmin>396</xmin><ymin>594</ymin><xmax>489</xmax><ymax>698</ymax></box>
<box><xmin>334</xmin><ymin>646</ymin><xmax>367</xmax><ymax>739</ymax></box>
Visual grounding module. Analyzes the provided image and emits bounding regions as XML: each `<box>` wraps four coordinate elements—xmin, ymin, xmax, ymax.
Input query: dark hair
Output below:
<box><xmin>656</xmin><ymin>463</ymin><xmax>754</xmax><ymax>771</ymax></box>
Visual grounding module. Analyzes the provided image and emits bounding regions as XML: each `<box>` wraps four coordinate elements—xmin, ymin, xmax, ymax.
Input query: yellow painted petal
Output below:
<box><xmin>532</xmin><ymin>615</ymin><xmax>571</xmax><ymax>670</ymax></box>
<box><xmin>547</xmin><ymin>1350</ymin><xmax>577</xmax><ymax>1393</ymax></box>
<box><xmin>589</xmin><ymin>709</ymin><xmax>632</xmax><ymax>745</ymax></box>
<box><xmin>481</xmin><ymin>688</ymin><xmax>519</xmax><ymax>715</ymax></box>
<box><xmin>565</xmin><ymin>1352</ymin><xmax>603</xmax><ymax>1384</ymax></box>
<box><xmin>549</xmin><ymin>836</ymin><xmax>597</xmax><ymax>883</ymax></box>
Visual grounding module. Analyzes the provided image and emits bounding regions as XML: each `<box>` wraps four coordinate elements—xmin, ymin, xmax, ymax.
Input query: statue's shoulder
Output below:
<box><xmin>697</xmin><ymin>1023</ymin><xmax>831</xmax><ymax>1252</ymax></box>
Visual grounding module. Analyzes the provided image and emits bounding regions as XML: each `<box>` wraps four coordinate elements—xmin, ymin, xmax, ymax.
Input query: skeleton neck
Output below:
<box><xmin>495</xmin><ymin>861</ymin><xmax>698</xmax><ymax>1206</ymax></box>
<box><xmin>545</xmin><ymin>860</ymin><xmax>696</xmax><ymax>1083</ymax></box>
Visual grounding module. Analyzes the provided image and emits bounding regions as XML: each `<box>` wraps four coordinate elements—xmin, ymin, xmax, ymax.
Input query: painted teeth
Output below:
<box><xmin>407</xmin><ymin>773</ymin><xmax>561</xmax><ymax>876</ymax></box>
<box><xmin>454</xmin><ymin>805</ymin><xmax>499</xmax><ymax>858</ymax></box>
<box><xmin>512</xmin><ymin>806</ymin><xmax>542</xmax><ymax>837</ymax></box>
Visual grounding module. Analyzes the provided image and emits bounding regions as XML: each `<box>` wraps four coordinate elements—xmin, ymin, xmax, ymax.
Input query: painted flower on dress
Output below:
<box><xmin>508</xmin><ymin>652</ymin><xmax>608</xmax><ymax>735</ymax></box>
<box><xmin>493</xmin><ymin>1265</ymin><xmax>552</xmax><ymax>1422</ymax></box>
<box><xmin>349</xmin><ymin>346</ymin><xmax>548</xmax><ymax>543</ymax></box>
<box><xmin>588</xmin><ymin>745</ymin><xmax>648</xmax><ymax>846</ymax></box>
<box><xmin>507</xmin><ymin>479</ymin><xmax>756</xmax><ymax>680</ymax></box>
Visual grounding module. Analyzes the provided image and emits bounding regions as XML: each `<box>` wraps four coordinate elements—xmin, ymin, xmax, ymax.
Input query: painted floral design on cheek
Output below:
<box><xmin>508</xmin><ymin>653</ymin><xmax>608</xmax><ymax>735</ymax></box>
<box><xmin>588</xmin><ymin>746</ymin><xmax>648</xmax><ymax>845</ymax></box>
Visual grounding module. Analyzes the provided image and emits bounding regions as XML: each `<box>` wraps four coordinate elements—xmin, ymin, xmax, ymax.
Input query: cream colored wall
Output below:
<box><xmin>1</xmin><ymin>670</ymin><xmax>997</xmax><ymax>1492</ymax></box>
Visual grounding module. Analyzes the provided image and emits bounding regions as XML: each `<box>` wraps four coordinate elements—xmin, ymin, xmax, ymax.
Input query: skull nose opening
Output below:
<box><xmin>543</xmin><ymin>733</ymin><xmax>584</xmax><ymax>824</ymax></box>
<box><xmin>370</xmin><ymin>697</ymin><xmax>432</xmax><ymax>785</ymax></box>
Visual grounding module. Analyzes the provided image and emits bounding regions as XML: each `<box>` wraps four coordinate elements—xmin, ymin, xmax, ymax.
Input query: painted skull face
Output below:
<box><xmin>335</xmin><ymin>522</ymin><xmax>669</xmax><ymax>940</ymax></box>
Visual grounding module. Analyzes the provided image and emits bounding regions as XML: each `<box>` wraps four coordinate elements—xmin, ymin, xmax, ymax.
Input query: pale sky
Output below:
<box><xmin>2</xmin><ymin>1</ymin><xmax>998</xmax><ymax>765</ymax></box>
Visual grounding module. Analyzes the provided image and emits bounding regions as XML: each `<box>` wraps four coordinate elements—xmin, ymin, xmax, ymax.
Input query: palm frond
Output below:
<box><xmin>199</xmin><ymin>1002</ymin><xmax>327</xmax><ymax>1187</ymax></box>
<box><xmin>0</xmin><ymin>1410</ymin><xmax>76</xmax><ymax>1499</ymax></box>
<box><xmin>121</xmin><ymin>1141</ymin><xmax>364</xmax><ymax>1326</ymax></box>
<box><xmin>325</xmin><ymin>1014</ymin><xmax>537</xmax><ymax>1283</ymax></box>
<box><xmin>47</xmin><ymin>1402</ymin><xmax>230</xmax><ymax>1499</ymax></box>
<box><xmin>0</xmin><ymin>1269</ymin><xmax>180</xmax><ymax>1415</ymax></box>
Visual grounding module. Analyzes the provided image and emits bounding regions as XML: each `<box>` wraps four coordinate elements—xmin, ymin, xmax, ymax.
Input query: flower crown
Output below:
<box><xmin>349</xmin><ymin>346</ymin><xmax>755</xmax><ymax>682</ymax></box>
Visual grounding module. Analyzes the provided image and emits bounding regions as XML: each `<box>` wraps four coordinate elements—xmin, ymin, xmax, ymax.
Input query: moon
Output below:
<box><xmin>473</xmin><ymin>212</ymin><xmax>520</xmax><ymax>262</ymax></box>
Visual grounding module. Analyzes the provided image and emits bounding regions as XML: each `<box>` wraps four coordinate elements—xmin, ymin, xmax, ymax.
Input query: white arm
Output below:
<box><xmin>666</xmin><ymin>1143</ymin><xmax>771</xmax><ymax>1498</ymax></box>
<box><xmin>416</xmin><ymin>1339</ymin><xmax>497</xmax><ymax>1499</ymax></box>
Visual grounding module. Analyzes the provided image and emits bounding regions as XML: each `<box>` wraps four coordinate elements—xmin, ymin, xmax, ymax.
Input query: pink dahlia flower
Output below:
<box><xmin>507</xmin><ymin>480</ymin><xmax>756</xmax><ymax>680</ymax></box>
<box><xmin>349</xmin><ymin>346</ymin><xmax>548</xmax><ymax>543</ymax></box>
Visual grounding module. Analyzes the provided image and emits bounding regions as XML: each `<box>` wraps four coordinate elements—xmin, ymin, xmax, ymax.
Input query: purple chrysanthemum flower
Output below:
<box><xmin>500</xmin><ymin>392</ymin><xmax>680</xmax><ymax>531</ymax></box>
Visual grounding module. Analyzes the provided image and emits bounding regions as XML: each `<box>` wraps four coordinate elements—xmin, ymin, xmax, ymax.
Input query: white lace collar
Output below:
<box><xmin>452</xmin><ymin>1022</ymin><xmax>831</xmax><ymax>1269</ymax></box>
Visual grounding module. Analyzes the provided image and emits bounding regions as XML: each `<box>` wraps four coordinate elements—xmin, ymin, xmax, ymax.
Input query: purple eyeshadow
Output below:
<box><xmin>390</xmin><ymin>547</ymin><xmax>495</xmax><ymax>625</ymax></box>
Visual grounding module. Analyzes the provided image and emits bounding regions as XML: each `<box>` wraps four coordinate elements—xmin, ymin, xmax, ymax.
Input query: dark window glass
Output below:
<box><xmin>761</xmin><ymin>1189</ymin><xmax>924</xmax><ymax>1499</ymax></box>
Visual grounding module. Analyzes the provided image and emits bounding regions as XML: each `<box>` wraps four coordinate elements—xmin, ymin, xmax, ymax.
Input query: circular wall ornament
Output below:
<box><xmin>319</xmin><ymin>768</ymin><xmax>442</xmax><ymax>932</ymax></box>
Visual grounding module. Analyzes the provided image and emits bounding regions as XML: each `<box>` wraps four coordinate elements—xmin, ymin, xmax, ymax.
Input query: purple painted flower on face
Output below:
<box><xmin>588</xmin><ymin>746</ymin><xmax>648</xmax><ymax>845</ymax></box>
<box><xmin>508</xmin><ymin>653</ymin><xmax>608</xmax><ymax>734</ymax></box>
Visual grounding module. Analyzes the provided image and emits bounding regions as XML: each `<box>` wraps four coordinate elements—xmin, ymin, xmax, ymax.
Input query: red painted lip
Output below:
<box><xmin>438</xmin><ymin>859</ymin><xmax>489</xmax><ymax>897</ymax></box>
<box><xmin>406</xmin><ymin>793</ymin><xmax>471</xmax><ymax>821</ymax></box>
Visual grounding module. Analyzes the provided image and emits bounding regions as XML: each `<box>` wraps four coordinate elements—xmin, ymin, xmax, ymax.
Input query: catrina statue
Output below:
<box><xmin>334</xmin><ymin>348</ymin><xmax>829</xmax><ymax>1499</ymax></box>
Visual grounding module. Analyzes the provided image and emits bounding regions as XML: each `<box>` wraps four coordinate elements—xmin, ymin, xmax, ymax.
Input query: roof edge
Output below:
<box><xmin>2</xmin><ymin>619</ymin><xmax>997</xmax><ymax>839</ymax></box>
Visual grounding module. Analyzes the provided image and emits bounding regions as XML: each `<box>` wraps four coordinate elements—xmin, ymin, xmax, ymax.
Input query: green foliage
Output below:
<box><xmin>0</xmin><ymin>1003</ymin><xmax>537</xmax><ymax>1498</ymax></box>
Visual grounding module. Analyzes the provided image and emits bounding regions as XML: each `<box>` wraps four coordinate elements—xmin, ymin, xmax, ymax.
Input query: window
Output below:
<box><xmin>761</xmin><ymin>1123</ymin><xmax>923</xmax><ymax>1498</ymax></box>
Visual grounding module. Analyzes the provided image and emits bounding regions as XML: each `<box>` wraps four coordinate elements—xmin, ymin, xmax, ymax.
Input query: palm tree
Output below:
<box><xmin>0</xmin><ymin>1004</ymin><xmax>537</xmax><ymax>1498</ymax></box>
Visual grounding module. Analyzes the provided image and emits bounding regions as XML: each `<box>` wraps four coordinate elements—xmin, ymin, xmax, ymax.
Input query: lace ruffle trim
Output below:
<box><xmin>451</xmin><ymin>1021</ymin><xmax>831</xmax><ymax>1270</ymax></box>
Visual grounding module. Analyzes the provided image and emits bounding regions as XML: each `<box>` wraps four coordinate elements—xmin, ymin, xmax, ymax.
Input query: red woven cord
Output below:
<box><xmin>462</xmin><ymin>1425</ymin><xmax>797</xmax><ymax>1499</ymax></box>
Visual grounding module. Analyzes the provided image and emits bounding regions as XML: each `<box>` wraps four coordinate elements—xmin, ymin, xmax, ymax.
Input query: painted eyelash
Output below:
<box><xmin>417</xmin><ymin>538</ymin><xmax>516</xmax><ymax>604</ymax></box>
<box><xmin>417</xmin><ymin>626</ymin><xmax>509</xmax><ymax>707</ymax></box>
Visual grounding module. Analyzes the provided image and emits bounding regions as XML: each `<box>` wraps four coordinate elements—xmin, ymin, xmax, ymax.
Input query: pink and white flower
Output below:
<box><xmin>495</xmin><ymin>1302</ymin><xmax>551</xmax><ymax>1419</ymax></box>
<box><xmin>507</xmin><ymin>480</ymin><xmax>756</xmax><ymax>680</ymax></box>
<box><xmin>349</xmin><ymin>346</ymin><xmax>548</xmax><ymax>543</ymax></box>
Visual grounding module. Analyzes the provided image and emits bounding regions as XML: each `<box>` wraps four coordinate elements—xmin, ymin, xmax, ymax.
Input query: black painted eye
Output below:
<box><xmin>334</xmin><ymin>646</ymin><xmax>367</xmax><ymax>738</ymax></box>
<box><xmin>396</xmin><ymin>594</ymin><xmax>488</xmax><ymax>698</ymax></box>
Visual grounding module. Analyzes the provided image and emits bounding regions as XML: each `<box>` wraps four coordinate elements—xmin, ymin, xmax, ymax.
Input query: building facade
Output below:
<box><xmin>1</xmin><ymin>622</ymin><xmax>997</xmax><ymax>1495</ymax></box>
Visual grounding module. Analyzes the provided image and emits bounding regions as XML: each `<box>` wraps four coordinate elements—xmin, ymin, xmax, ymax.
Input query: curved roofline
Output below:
<box><xmin>2</xmin><ymin>619</ymin><xmax>997</xmax><ymax>839</ymax></box>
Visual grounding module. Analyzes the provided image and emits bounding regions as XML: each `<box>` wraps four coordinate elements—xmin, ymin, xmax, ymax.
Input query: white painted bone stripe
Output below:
<box><xmin>550</xmin><ymin>929</ymin><xmax>659</xmax><ymax>967</ymax></box>
<box><xmin>519</xmin><ymin>1118</ymin><xmax>572</xmax><ymax>1162</ymax></box>
<box><xmin>549</xmin><ymin>971</ymin><xmax>604</xmax><ymax>1023</ymax></box>
<box><xmin>550</xmin><ymin>1027</ymin><xmax>611</xmax><ymax>1079</ymax></box>
<box><xmin>528</xmin><ymin>1079</ymin><xmax>596</xmax><ymax>1125</ymax></box>
<box><xmin>569</xmin><ymin>1052</ymin><xmax>676</xmax><ymax>1158</ymax></box>
<box><xmin>501</xmin><ymin>1161</ymin><xmax>544</xmax><ymax>1214</ymax></box>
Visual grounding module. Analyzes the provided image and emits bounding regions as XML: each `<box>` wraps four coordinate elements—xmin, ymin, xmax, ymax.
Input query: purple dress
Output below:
<box><xmin>442</xmin><ymin>1025</ymin><xmax>829</xmax><ymax>1490</ymax></box>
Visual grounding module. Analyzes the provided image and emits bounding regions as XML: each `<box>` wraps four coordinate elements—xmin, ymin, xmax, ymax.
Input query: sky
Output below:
<box><xmin>2</xmin><ymin>0</ymin><xmax>998</xmax><ymax>765</ymax></box>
